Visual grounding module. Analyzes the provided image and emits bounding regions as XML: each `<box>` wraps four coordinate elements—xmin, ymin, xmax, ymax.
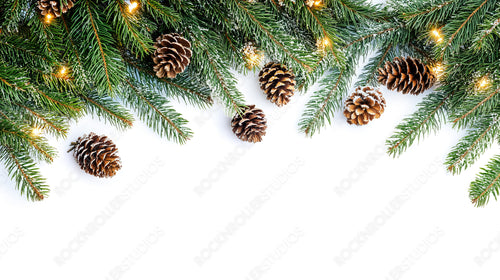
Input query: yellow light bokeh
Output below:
<box><xmin>128</xmin><ymin>1</ymin><xmax>139</xmax><ymax>13</ymax></box>
<box><xmin>31</xmin><ymin>127</ymin><xmax>43</xmax><ymax>137</ymax></box>
<box><xmin>246</xmin><ymin>52</ymin><xmax>264</xmax><ymax>69</ymax></box>
<box><xmin>45</xmin><ymin>14</ymin><xmax>53</xmax><ymax>23</ymax></box>
<box><xmin>316</xmin><ymin>37</ymin><xmax>331</xmax><ymax>53</ymax></box>
<box><xmin>321</xmin><ymin>37</ymin><xmax>330</xmax><ymax>47</ymax></box>
<box><xmin>477</xmin><ymin>76</ymin><xmax>490</xmax><ymax>90</ymax></box>
<box><xmin>432</xmin><ymin>63</ymin><xmax>444</xmax><ymax>77</ymax></box>
<box><xmin>60</xmin><ymin>66</ymin><xmax>67</xmax><ymax>75</ymax></box>
<box><xmin>431</xmin><ymin>29</ymin><xmax>443</xmax><ymax>43</ymax></box>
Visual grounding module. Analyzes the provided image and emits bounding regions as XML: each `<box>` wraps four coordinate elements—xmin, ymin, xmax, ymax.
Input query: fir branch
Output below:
<box><xmin>124</xmin><ymin>57</ymin><xmax>213</xmax><ymax>108</ymax></box>
<box><xmin>108</xmin><ymin>0</ymin><xmax>154</xmax><ymax>57</ymax></box>
<box><xmin>123</xmin><ymin>79</ymin><xmax>192</xmax><ymax>144</ymax></box>
<box><xmin>387</xmin><ymin>91</ymin><xmax>450</xmax><ymax>156</ymax></box>
<box><xmin>470</xmin><ymin>155</ymin><xmax>500</xmax><ymax>207</ymax></box>
<box><xmin>228</xmin><ymin>0</ymin><xmax>317</xmax><ymax>72</ymax></box>
<box><xmin>440</xmin><ymin>0</ymin><xmax>494</xmax><ymax>58</ymax></box>
<box><xmin>343</xmin><ymin>26</ymin><xmax>398</xmax><ymax>49</ymax></box>
<box><xmin>80</xmin><ymin>93</ymin><xmax>134</xmax><ymax>130</ymax></box>
<box><xmin>71</xmin><ymin>0</ymin><xmax>126</xmax><ymax>93</ymax></box>
<box><xmin>299</xmin><ymin>57</ymin><xmax>356</xmax><ymax>136</ymax></box>
<box><xmin>142</xmin><ymin>0</ymin><xmax>180</xmax><ymax>27</ymax></box>
<box><xmin>17</xmin><ymin>103</ymin><xmax>69</xmax><ymax>138</ymax></box>
<box><xmin>0</xmin><ymin>120</ymin><xmax>56</xmax><ymax>163</ymax></box>
<box><xmin>453</xmin><ymin>88</ymin><xmax>500</xmax><ymax>125</ymax></box>
<box><xmin>1</xmin><ymin>148</ymin><xmax>48</xmax><ymax>201</ymax></box>
<box><xmin>327</xmin><ymin>0</ymin><xmax>386</xmax><ymax>23</ymax></box>
<box><xmin>187</xmin><ymin>26</ymin><xmax>245</xmax><ymax>115</ymax></box>
<box><xmin>446</xmin><ymin>116</ymin><xmax>498</xmax><ymax>174</ymax></box>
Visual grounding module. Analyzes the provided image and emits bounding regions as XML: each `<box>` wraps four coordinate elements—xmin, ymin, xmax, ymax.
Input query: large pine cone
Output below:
<box><xmin>344</xmin><ymin>86</ymin><xmax>386</xmax><ymax>125</ymax></box>
<box><xmin>37</xmin><ymin>0</ymin><xmax>74</xmax><ymax>17</ymax></box>
<box><xmin>231</xmin><ymin>105</ymin><xmax>267</xmax><ymax>143</ymax></box>
<box><xmin>68</xmin><ymin>133</ymin><xmax>122</xmax><ymax>178</ymax></box>
<box><xmin>153</xmin><ymin>33</ymin><xmax>192</xmax><ymax>79</ymax></box>
<box><xmin>378</xmin><ymin>57</ymin><xmax>436</xmax><ymax>95</ymax></box>
<box><xmin>259</xmin><ymin>62</ymin><xmax>296</xmax><ymax>107</ymax></box>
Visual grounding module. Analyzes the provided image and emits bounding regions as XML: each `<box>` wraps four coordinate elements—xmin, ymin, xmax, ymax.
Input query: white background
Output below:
<box><xmin>1</xmin><ymin>66</ymin><xmax>500</xmax><ymax>279</ymax></box>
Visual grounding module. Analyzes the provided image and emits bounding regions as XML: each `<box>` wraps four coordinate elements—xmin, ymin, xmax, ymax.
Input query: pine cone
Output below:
<box><xmin>37</xmin><ymin>0</ymin><xmax>74</xmax><ymax>18</ymax></box>
<box><xmin>343</xmin><ymin>86</ymin><xmax>386</xmax><ymax>125</ymax></box>
<box><xmin>68</xmin><ymin>133</ymin><xmax>122</xmax><ymax>178</ymax></box>
<box><xmin>231</xmin><ymin>105</ymin><xmax>267</xmax><ymax>143</ymax></box>
<box><xmin>153</xmin><ymin>33</ymin><xmax>192</xmax><ymax>79</ymax></box>
<box><xmin>378</xmin><ymin>56</ymin><xmax>436</xmax><ymax>95</ymax></box>
<box><xmin>259</xmin><ymin>62</ymin><xmax>296</xmax><ymax>107</ymax></box>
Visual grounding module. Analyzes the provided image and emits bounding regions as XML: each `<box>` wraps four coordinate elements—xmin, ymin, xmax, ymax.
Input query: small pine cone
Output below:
<box><xmin>378</xmin><ymin>56</ymin><xmax>436</xmax><ymax>95</ymax></box>
<box><xmin>153</xmin><ymin>33</ymin><xmax>192</xmax><ymax>79</ymax></box>
<box><xmin>343</xmin><ymin>86</ymin><xmax>386</xmax><ymax>125</ymax></box>
<box><xmin>37</xmin><ymin>0</ymin><xmax>74</xmax><ymax>17</ymax></box>
<box><xmin>68</xmin><ymin>133</ymin><xmax>122</xmax><ymax>178</ymax></box>
<box><xmin>231</xmin><ymin>105</ymin><xmax>267</xmax><ymax>143</ymax></box>
<box><xmin>258</xmin><ymin>62</ymin><xmax>296</xmax><ymax>107</ymax></box>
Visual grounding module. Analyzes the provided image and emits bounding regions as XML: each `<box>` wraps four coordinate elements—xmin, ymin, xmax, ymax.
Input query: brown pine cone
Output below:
<box><xmin>231</xmin><ymin>105</ymin><xmax>267</xmax><ymax>143</ymax></box>
<box><xmin>152</xmin><ymin>33</ymin><xmax>192</xmax><ymax>79</ymax></box>
<box><xmin>344</xmin><ymin>86</ymin><xmax>386</xmax><ymax>125</ymax></box>
<box><xmin>378</xmin><ymin>56</ymin><xmax>436</xmax><ymax>95</ymax></box>
<box><xmin>68</xmin><ymin>133</ymin><xmax>122</xmax><ymax>178</ymax></box>
<box><xmin>37</xmin><ymin>0</ymin><xmax>74</xmax><ymax>18</ymax></box>
<box><xmin>258</xmin><ymin>62</ymin><xmax>296</xmax><ymax>107</ymax></box>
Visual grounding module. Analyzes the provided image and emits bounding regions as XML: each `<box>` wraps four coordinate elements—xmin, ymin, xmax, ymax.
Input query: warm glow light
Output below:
<box><xmin>60</xmin><ymin>66</ymin><xmax>67</xmax><ymax>75</ymax></box>
<box><xmin>31</xmin><ymin>127</ymin><xmax>43</xmax><ymax>137</ymax></box>
<box><xmin>432</xmin><ymin>63</ymin><xmax>444</xmax><ymax>78</ymax></box>
<box><xmin>306</xmin><ymin>0</ymin><xmax>323</xmax><ymax>7</ymax></box>
<box><xmin>45</xmin><ymin>14</ymin><xmax>53</xmax><ymax>23</ymax></box>
<box><xmin>431</xmin><ymin>29</ymin><xmax>443</xmax><ymax>43</ymax></box>
<box><xmin>321</xmin><ymin>37</ymin><xmax>330</xmax><ymax>47</ymax></box>
<box><xmin>316</xmin><ymin>37</ymin><xmax>331</xmax><ymax>53</ymax></box>
<box><xmin>128</xmin><ymin>1</ymin><xmax>139</xmax><ymax>13</ymax></box>
<box><xmin>246</xmin><ymin>52</ymin><xmax>263</xmax><ymax>68</ymax></box>
<box><xmin>477</xmin><ymin>76</ymin><xmax>490</xmax><ymax>89</ymax></box>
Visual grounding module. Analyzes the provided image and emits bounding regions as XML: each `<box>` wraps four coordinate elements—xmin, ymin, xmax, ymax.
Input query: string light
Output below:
<box><xmin>305</xmin><ymin>0</ymin><xmax>323</xmax><ymax>8</ymax></box>
<box><xmin>430</xmin><ymin>28</ymin><xmax>443</xmax><ymax>43</ymax></box>
<box><xmin>316</xmin><ymin>37</ymin><xmax>331</xmax><ymax>53</ymax></box>
<box><xmin>60</xmin><ymin>66</ymin><xmax>67</xmax><ymax>75</ymax></box>
<box><xmin>128</xmin><ymin>1</ymin><xmax>139</xmax><ymax>13</ymax></box>
<box><xmin>477</xmin><ymin>76</ymin><xmax>491</xmax><ymax>90</ymax></box>
<box><xmin>31</xmin><ymin>127</ymin><xmax>43</xmax><ymax>137</ymax></box>
<box><xmin>431</xmin><ymin>63</ymin><xmax>444</xmax><ymax>79</ymax></box>
<box><xmin>45</xmin><ymin>14</ymin><xmax>53</xmax><ymax>24</ymax></box>
<box><xmin>242</xmin><ymin>42</ymin><xmax>264</xmax><ymax>69</ymax></box>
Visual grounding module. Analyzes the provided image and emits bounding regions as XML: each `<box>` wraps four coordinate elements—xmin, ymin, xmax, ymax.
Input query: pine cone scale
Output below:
<box><xmin>231</xmin><ymin>105</ymin><xmax>267</xmax><ymax>143</ymax></box>
<box><xmin>378</xmin><ymin>57</ymin><xmax>436</xmax><ymax>95</ymax></box>
<box><xmin>259</xmin><ymin>62</ymin><xmax>296</xmax><ymax>107</ymax></box>
<box><xmin>344</xmin><ymin>86</ymin><xmax>386</xmax><ymax>126</ymax></box>
<box><xmin>69</xmin><ymin>133</ymin><xmax>122</xmax><ymax>178</ymax></box>
<box><xmin>37</xmin><ymin>0</ymin><xmax>74</xmax><ymax>17</ymax></box>
<box><xmin>153</xmin><ymin>33</ymin><xmax>192</xmax><ymax>79</ymax></box>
